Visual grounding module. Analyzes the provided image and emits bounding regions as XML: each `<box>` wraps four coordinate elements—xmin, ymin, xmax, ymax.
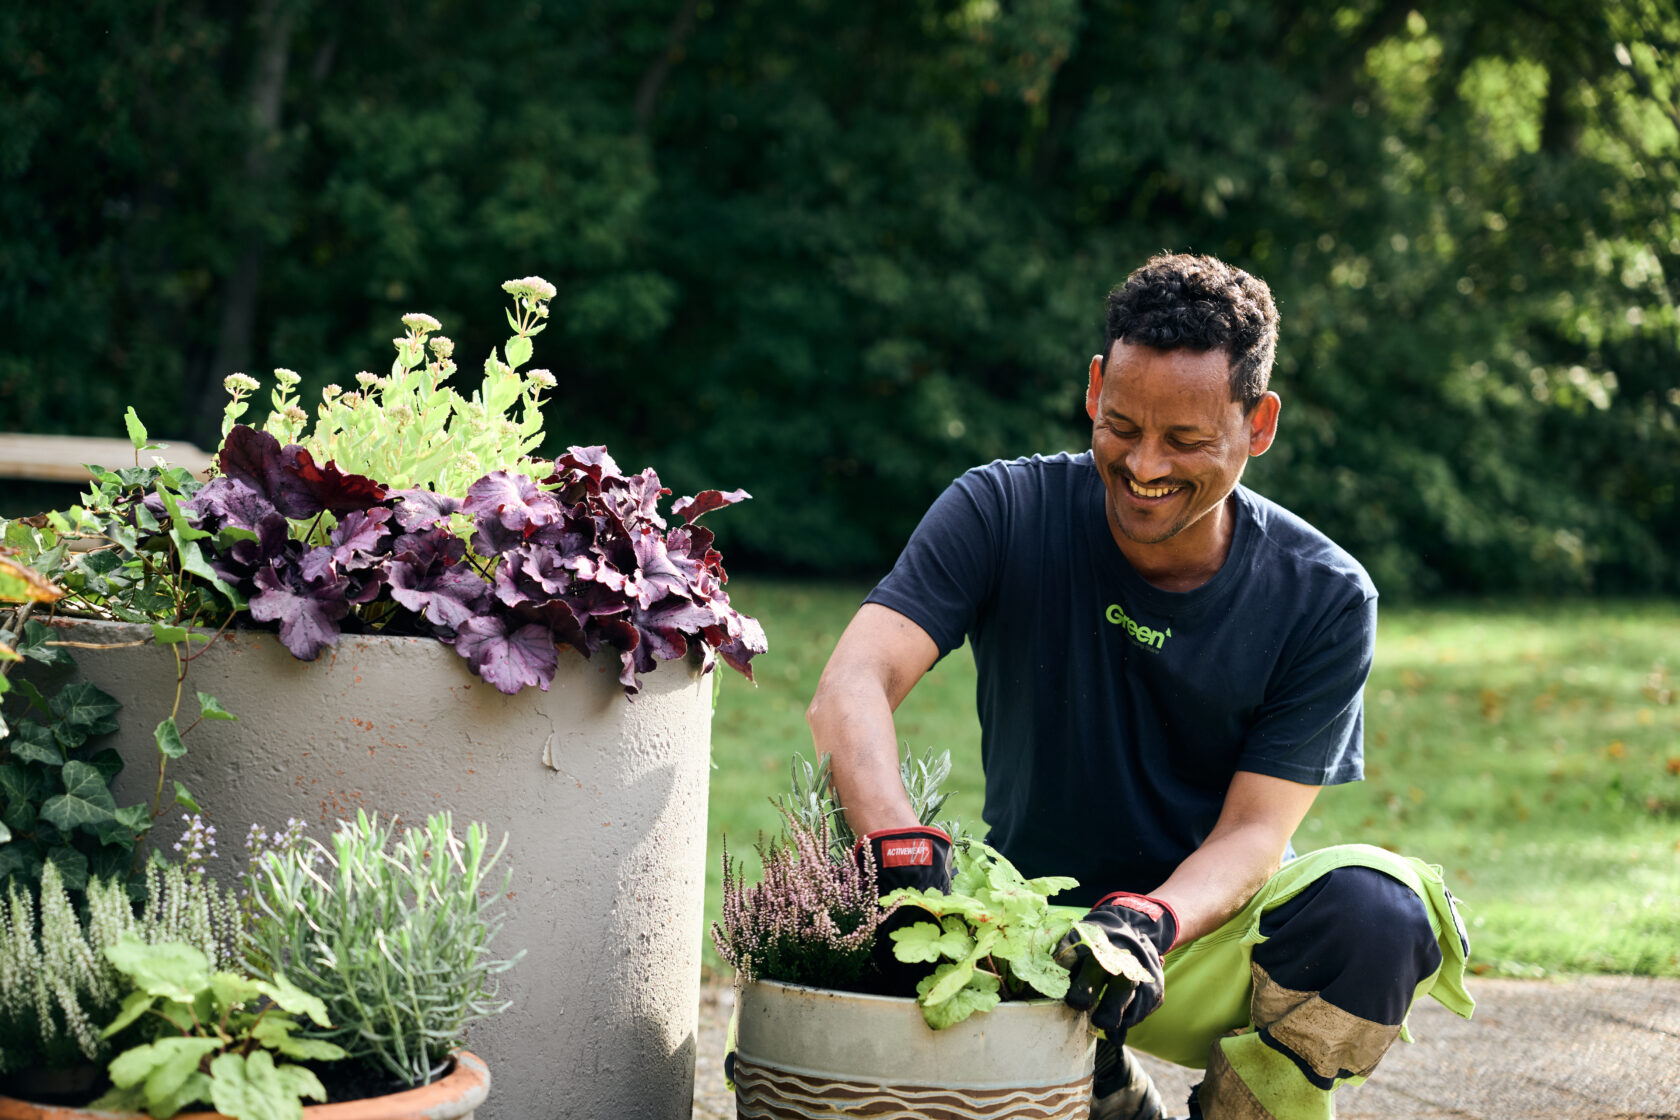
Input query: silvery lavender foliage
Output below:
<box><xmin>711</xmin><ymin>810</ymin><xmax>890</xmax><ymax>991</ymax></box>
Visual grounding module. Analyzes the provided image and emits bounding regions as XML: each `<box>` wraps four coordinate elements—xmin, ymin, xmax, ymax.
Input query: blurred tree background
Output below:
<box><xmin>2</xmin><ymin>0</ymin><xmax>1676</xmax><ymax>595</ymax></box>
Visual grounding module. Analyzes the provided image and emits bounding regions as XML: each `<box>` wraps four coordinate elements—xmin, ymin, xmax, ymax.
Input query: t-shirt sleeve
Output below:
<box><xmin>1238</xmin><ymin>593</ymin><xmax>1376</xmax><ymax>786</ymax></box>
<box><xmin>864</xmin><ymin>469</ymin><xmax>1003</xmax><ymax>659</ymax></box>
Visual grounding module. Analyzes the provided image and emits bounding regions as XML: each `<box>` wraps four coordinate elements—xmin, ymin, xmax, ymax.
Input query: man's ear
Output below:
<box><xmin>1248</xmin><ymin>392</ymin><xmax>1281</xmax><ymax>456</ymax></box>
<box><xmin>1085</xmin><ymin>355</ymin><xmax>1104</xmax><ymax>421</ymax></box>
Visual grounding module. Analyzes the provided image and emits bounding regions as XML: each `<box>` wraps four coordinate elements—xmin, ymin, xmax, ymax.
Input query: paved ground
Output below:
<box><xmin>692</xmin><ymin>974</ymin><xmax>1680</xmax><ymax>1119</ymax></box>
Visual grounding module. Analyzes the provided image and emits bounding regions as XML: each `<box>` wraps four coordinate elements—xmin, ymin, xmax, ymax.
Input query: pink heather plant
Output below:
<box><xmin>712</xmin><ymin>809</ymin><xmax>891</xmax><ymax>991</ymax></box>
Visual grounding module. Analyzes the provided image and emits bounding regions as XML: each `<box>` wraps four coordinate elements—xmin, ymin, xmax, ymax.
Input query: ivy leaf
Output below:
<box><xmin>123</xmin><ymin>406</ymin><xmax>149</xmax><ymax>449</ymax></box>
<box><xmin>152</xmin><ymin>622</ymin><xmax>189</xmax><ymax>645</ymax></box>
<box><xmin>9</xmin><ymin>720</ymin><xmax>63</xmax><ymax>766</ymax></box>
<box><xmin>0</xmin><ymin>843</ymin><xmax>42</xmax><ymax>885</ymax></box>
<box><xmin>16</xmin><ymin>620</ymin><xmax>73</xmax><ymax>667</ymax></box>
<box><xmin>49</xmin><ymin>681</ymin><xmax>122</xmax><ymax>736</ymax></box>
<box><xmin>154</xmin><ymin>717</ymin><xmax>187</xmax><ymax>759</ymax></box>
<box><xmin>451</xmin><ymin>616</ymin><xmax>558</xmax><ymax>694</ymax></box>
<box><xmin>43</xmin><ymin>846</ymin><xmax>89</xmax><ymax>890</ymax></box>
<box><xmin>40</xmin><ymin>761</ymin><xmax>118</xmax><ymax>830</ymax></box>
<box><xmin>7</xmin><ymin>677</ymin><xmax>52</xmax><ymax>716</ymax></box>
<box><xmin>173</xmin><ymin>781</ymin><xmax>201</xmax><ymax>814</ymax></box>
<box><xmin>197</xmin><ymin>692</ymin><xmax>237</xmax><ymax>721</ymax></box>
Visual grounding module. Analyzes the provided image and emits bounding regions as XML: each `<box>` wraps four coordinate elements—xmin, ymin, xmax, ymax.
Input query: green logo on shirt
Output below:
<box><xmin>1106</xmin><ymin>603</ymin><xmax>1170</xmax><ymax>650</ymax></box>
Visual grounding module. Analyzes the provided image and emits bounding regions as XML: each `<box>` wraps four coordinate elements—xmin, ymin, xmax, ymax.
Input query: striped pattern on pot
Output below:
<box><xmin>733</xmin><ymin>1058</ymin><xmax>1093</xmax><ymax>1120</ymax></box>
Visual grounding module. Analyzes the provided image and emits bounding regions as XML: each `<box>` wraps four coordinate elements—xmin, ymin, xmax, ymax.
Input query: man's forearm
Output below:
<box><xmin>1149</xmin><ymin>823</ymin><xmax>1285</xmax><ymax>944</ymax></box>
<box><xmin>806</xmin><ymin>677</ymin><xmax>919</xmax><ymax>834</ymax></box>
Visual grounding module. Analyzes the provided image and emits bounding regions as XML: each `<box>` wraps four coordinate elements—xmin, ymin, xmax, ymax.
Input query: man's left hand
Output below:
<box><xmin>1054</xmin><ymin>892</ymin><xmax>1179</xmax><ymax>1035</ymax></box>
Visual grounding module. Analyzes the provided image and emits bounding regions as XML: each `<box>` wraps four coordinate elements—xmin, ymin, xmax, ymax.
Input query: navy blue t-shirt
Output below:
<box><xmin>866</xmin><ymin>452</ymin><xmax>1376</xmax><ymax>906</ymax></box>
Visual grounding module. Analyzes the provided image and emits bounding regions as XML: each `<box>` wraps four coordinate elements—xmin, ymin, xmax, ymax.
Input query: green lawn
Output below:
<box><xmin>707</xmin><ymin>580</ymin><xmax>1680</xmax><ymax>978</ymax></box>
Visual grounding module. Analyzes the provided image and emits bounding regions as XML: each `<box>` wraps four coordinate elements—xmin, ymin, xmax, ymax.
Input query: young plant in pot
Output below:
<box><xmin>712</xmin><ymin>752</ymin><xmax>1117</xmax><ymax>1120</ymax></box>
<box><xmin>0</xmin><ymin>808</ymin><xmax>515</xmax><ymax>1119</ymax></box>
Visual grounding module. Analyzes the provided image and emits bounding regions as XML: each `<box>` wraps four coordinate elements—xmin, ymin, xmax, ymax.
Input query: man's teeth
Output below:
<box><xmin>1128</xmin><ymin>480</ymin><xmax>1180</xmax><ymax>499</ymax></box>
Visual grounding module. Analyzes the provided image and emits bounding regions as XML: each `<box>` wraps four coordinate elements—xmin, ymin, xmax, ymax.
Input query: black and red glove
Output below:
<box><xmin>1053</xmin><ymin>891</ymin><xmax>1179</xmax><ymax>1036</ymax></box>
<box><xmin>855</xmin><ymin>826</ymin><xmax>953</xmax><ymax>995</ymax></box>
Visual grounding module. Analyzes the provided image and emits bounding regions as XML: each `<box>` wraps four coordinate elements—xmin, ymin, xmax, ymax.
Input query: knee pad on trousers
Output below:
<box><xmin>1252</xmin><ymin>864</ymin><xmax>1442</xmax><ymax>1025</ymax></box>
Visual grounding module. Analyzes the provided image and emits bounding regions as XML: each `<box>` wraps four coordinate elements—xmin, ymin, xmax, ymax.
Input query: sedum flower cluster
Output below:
<box><xmin>711</xmin><ymin>810</ymin><xmax>890</xmax><ymax>992</ymax></box>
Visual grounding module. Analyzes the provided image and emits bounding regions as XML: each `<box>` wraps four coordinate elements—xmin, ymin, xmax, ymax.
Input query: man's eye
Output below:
<box><xmin>1171</xmin><ymin>438</ymin><xmax>1206</xmax><ymax>450</ymax></box>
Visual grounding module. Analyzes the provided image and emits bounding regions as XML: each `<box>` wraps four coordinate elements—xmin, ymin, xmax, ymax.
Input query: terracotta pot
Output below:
<box><xmin>29</xmin><ymin>620</ymin><xmax>716</xmax><ymax>1120</ymax></box>
<box><xmin>0</xmin><ymin>1051</ymin><xmax>489</xmax><ymax>1120</ymax></box>
<box><xmin>733</xmin><ymin>980</ymin><xmax>1095</xmax><ymax>1119</ymax></box>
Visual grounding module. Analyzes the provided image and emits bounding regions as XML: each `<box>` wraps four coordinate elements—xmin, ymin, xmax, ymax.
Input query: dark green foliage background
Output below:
<box><xmin>3</xmin><ymin>1</ymin><xmax>1676</xmax><ymax>594</ymax></box>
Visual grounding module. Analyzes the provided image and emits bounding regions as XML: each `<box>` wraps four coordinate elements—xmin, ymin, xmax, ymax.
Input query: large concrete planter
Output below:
<box><xmin>0</xmin><ymin>1050</ymin><xmax>490</xmax><ymax>1119</ymax></box>
<box><xmin>733</xmin><ymin>979</ymin><xmax>1096</xmax><ymax>1119</ymax></box>
<box><xmin>34</xmin><ymin>619</ymin><xmax>714</xmax><ymax>1120</ymax></box>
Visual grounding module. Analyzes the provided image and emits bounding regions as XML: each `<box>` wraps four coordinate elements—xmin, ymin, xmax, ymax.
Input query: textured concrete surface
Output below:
<box><xmin>693</xmin><ymin>975</ymin><xmax>1680</xmax><ymax>1119</ymax></box>
<box><xmin>37</xmin><ymin>620</ymin><xmax>715</xmax><ymax>1120</ymax></box>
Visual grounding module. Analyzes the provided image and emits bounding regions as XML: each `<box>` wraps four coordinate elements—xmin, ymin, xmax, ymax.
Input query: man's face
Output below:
<box><xmin>1086</xmin><ymin>341</ymin><xmax>1279</xmax><ymax>552</ymax></box>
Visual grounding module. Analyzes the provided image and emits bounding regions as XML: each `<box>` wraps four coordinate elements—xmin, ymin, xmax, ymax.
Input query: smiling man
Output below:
<box><xmin>808</xmin><ymin>254</ymin><xmax>1473</xmax><ymax>1120</ymax></box>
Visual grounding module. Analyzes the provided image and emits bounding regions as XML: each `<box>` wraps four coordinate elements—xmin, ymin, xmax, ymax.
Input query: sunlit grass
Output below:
<box><xmin>707</xmin><ymin>582</ymin><xmax>1680</xmax><ymax>978</ymax></box>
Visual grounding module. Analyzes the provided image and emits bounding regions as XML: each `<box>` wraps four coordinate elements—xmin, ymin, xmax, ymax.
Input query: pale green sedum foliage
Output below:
<box><xmin>0</xmin><ymin>860</ymin><xmax>239</xmax><ymax>1073</ymax></box>
<box><xmin>220</xmin><ymin>276</ymin><xmax>560</xmax><ymax>497</ymax></box>
<box><xmin>239</xmin><ymin>810</ymin><xmax>520</xmax><ymax>1088</ymax></box>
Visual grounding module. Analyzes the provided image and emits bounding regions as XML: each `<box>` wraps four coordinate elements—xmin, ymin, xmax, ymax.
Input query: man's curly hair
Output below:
<box><xmin>1102</xmin><ymin>253</ymin><xmax>1279</xmax><ymax>412</ymax></box>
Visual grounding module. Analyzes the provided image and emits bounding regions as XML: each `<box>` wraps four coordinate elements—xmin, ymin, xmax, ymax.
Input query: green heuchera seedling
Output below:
<box><xmin>91</xmin><ymin>937</ymin><xmax>346</xmax><ymax>1120</ymax></box>
<box><xmin>882</xmin><ymin>838</ymin><xmax>1151</xmax><ymax>1031</ymax></box>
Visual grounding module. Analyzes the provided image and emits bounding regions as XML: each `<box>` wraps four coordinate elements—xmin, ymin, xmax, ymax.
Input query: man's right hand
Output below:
<box><xmin>856</xmin><ymin>825</ymin><xmax>953</xmax><ymax>995</ymax></box>
<box><xmin>1054</xmin><ymin>892</ymin><xmax>1179</xmax><ymax>1036</ymax></box>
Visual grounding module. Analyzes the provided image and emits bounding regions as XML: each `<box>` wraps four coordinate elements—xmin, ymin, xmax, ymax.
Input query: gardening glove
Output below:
<box><xmin>855</xmin><ymin>825</ymin><xmax>953</xmax><ymax>996</ymax></box>
<box><xmin>1054</xmin><ymin>891</ymin><xmax>1179</xmax><ymax>1038</ymax></box>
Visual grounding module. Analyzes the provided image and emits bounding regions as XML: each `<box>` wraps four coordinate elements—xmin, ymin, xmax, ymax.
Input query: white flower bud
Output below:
<box><xmin>223</xmin><ymin>373</ymin><xmax>260</xmax><ymax>394</ymax></box>
<box><xmin>402</xmin><ymin>312</ymin><xmax>443</xmax><ymax>334</ymax></box>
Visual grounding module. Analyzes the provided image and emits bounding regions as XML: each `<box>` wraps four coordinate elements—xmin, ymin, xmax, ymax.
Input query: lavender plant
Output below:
<box><xmin>711</xmin><ymin>810</ymin><xmax>890</xmax><ymax>991</ymax></box>
<box><xmin>781</xmin><ymin>746</ymin><xmax>960</xmax><ymax>861</ymax></box>
<box><xmin>239</xmin><ymin>811</ymin><xmax>519</xmax><ymax>1088</ymax></box>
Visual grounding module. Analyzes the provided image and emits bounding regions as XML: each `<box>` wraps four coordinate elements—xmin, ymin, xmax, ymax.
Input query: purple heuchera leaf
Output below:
<box><xmin>464</xmin><ymin>471</ymin><xmax>562</xmax><ymax>534</ymax></box>
<box><xmin>452</xmin><ymin>616</ymin><xmax>559</xmax><ymax>694</ymax></box>
<box><xmin>247</xmin><ymin>562</ymin><xmax>350</xmax><ymax>660</ymax></box>
<box><xmin>550</xmin><ymin>446</ymin><xmax>623</xmax><ymax>495</ymax></box>
<box><xmin>185</xmin><ymin>476</ymin><xmax>278</xmax><ymax>533</ymax></box>
<box><xmin>218</xmin><ymin>426</ymin><xmax>385</xmax><ymax>519</ymax></box>
<box><xmin>326</xmin><ymin>508</ymin><xmax>394</xmax><ymax>571</ymax></box>
<box><xmin>388</xmin><ymin>489</ymin><xmax>462</xmax><ymax>531</ymax></box>
<box><xmin>671</xmin><ymin>488</ymin><xmax>752</xmax><ymax>524</ymax></box>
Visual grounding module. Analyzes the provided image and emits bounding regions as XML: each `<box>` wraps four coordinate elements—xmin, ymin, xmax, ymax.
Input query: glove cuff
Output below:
<box><xmin>1092</xmin><ymin>891</ymin><xmax>1181</xmax><ymax>954</ymax></box>
<box><xmin>855</xmin><ymin>825</ymin><xmax>952</xmax><ymax>871</ymax></box>
<box><xmin>856</xmin><ymin>826</ymin><xmax>953</xmax><ymax>896</ymax></box>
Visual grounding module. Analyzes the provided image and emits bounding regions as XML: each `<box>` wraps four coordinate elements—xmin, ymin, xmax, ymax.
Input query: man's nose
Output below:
<box><xmin>1125</xmin><ymin>438</ymin><xmax>1171</xmax><ymax>483</ymax></box>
